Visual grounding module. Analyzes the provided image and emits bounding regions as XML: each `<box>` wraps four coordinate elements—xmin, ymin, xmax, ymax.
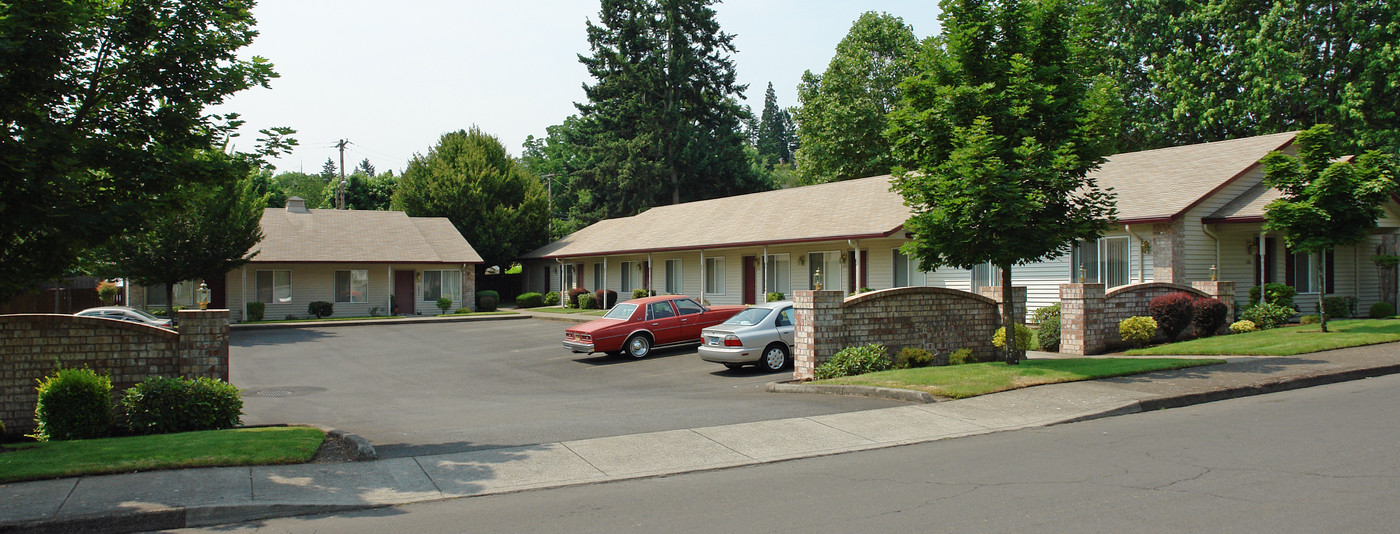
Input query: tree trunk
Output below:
<box><xmin>165</xmin><ymin>284</ymin><xmax>176</xmax><ymax>319</ymax></box>
<box><xmin>1002</xmin><ymin>265</ymin><xmax>1020</xmax><ymax>365</ymax></box>
<box><xmin>1318</xmin><ymin>256</ymin><xmax>1328</xmax><ymax>333</ymax></box>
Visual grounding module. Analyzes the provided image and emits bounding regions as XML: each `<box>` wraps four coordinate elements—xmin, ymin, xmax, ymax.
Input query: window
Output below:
<box><xmin>422</xmin><ymin>270</ymin><xmax>461</xmax><ymax>303</ymax></box>
<box><xmin>892</xmin><ymin>249</ymin><xmax>927</xmax><ymax>287</ymax></box>
<box><xmin>335</xmin><ymin>270</ymin><xmax>368</xmax><ymax>303</ymax></box>
<box><xmin>148</xmin><ymin>284</ymin><xmax>169</xmax><ymax>307</ymax></box>
<box><xmin>257</xmin><ymin>270</ymin><xmax>292</xmax><ymax>304</ymax></box>
<box><xmin>665</xmin><ymin>259</ymin><xmax>683</xmax><ymax>294</ymax></box>
<box><xmin>1293</xmin><ymin>252</ymin><xmax>1315</xmax><ymax>293</ymax></box>
<box><xmin>564</xmin><ymin>264</ymin><xmax>577</xmax><ymax>289</ymax></box>
<box><xmin>1070</xmin><ymin>238</ymin><xmax>1129</xmax><ymax>288</ymax></box>
<box><xmin>765</xmin><ymin>254</ymin><xmax>791</xmax><ymax>296</ymax></box>
<box><xmin>620</xmin><ymin>261</ymin><xmax>638</xmax><ymax>293</ymax></box>
<box><xmin>1104</xmin><ymin>237</ymin><xmax>1130</xmax><ymax>288</ymax></box>
<box><xmin>808</xmin><ymin>252</ymin><xmax>839</xmax><ymax>290</ymax></box>
<box><xmin>704</xmin><ymin>257</ymin><xmax>725</xmax><ymax>294</ymax></box>
<box><xmin>675</xmin><ymin>298</ymin><xmax>704</xmax><ymax>315</ymax></box>
<box><xmin>647</xmin><ymin>301</ymin><xmax>676</xmax><ymax>320</ymax></box>
<box><xmin>972</xmin><ymin>262</ymin><xmax>1001</xmax><ymax>290</ymax></box>
<box><xmin>1070</xmin><ymin>240</ymin><xmax>1100</xmax><ymax>283</ymax></box>
<box><xmin>593</xmin><ymin>263</ymin><xmax>603</xmax><ymax>291</ymax></box>
<box><xmin>776</xmin><ymin>307</ymin><xmax>795</xmax><ymax>327</ymax></box>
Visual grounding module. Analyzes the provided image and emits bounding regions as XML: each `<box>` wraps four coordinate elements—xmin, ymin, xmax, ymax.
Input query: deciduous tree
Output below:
<box><xmin>888</xmin><ymin>0</ymin><xmax>1119</xmax><ymax>364</ymax></box>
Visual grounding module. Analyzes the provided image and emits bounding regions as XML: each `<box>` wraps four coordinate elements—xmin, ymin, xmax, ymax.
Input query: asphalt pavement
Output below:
<box><xmin>2</xmin><ymin>329</ymin><xmax>1398</xmax><ymax>532</ymax></box>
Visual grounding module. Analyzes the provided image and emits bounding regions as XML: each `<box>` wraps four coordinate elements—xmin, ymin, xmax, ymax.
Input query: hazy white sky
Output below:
<box><xmin>219</xmin><ymin>1</ymin><xmax>942</xmax><ymax>175</ymax></box>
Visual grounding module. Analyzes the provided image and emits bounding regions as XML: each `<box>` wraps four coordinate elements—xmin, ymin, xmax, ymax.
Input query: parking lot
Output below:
<box><xmin>231</xmin><ymin>319</ymin><xmax>902</xmax><ymax>458</ymax></box>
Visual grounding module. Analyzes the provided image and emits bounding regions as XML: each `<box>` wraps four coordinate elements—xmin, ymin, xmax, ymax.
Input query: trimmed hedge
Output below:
<box><xmin>1192</xmin><ymin>298</ymin><xmax>1229</xmax><ymax>337</ymax></box>
<box><xmin>815</xmin><ymin>344</ymin><xmax>891</xmax><ymax>379</ymax></box>
<box><xmin>122</xmin><ymin>376</ymin><xmax>243</xmax><ymax>435</ymax></box>
<box><xmin>476</xmin><ymin>290</ymin><xmax>500</xmax><ymax>311</ymax></box>
<box><xmin>1370</xmin><ymin>302</ymin><xmax>1396</xmax><ymax>318</ymax></box>
<box><xmin>1148</xmin><ymin>292</ymin><xmax>1195</xmax><ymax>340</ymax></box>
<box><xmin>567</xmin><ymin>288</ymin><xmax>590</xmax><ymax>308</ymax></box>
<box><xmin>893</xmin><ymin>347</ymin><xmax>934</xmax><ymax>369</ymax></box>
<box><xmin>307</xmin><ymin>301</ymin><xmax>333</xmax><ymax>318</ymax></box>
<box><xmin>517</xmin><ymin>292</ymin><xmax>544</xmax><ymax>308</ymax></box>
<box><xmin>1119</xmin><ymin>316</ymin><xmax>1158</xmax><ymax>348</ymax></box>
<box><xmin>246</xmin><ymin>301</ymin><xmax>265</xmax><ymax>322</ymax></box>
<box><xmin>595</xmin><ymin>289</ymin><xmax>617</xmax><ymax>308</ymax></box>
<box><xmin>544</xmin><ymin>291</ymin><xmax>560</xmax><ymax>306</ymax></box>
<box><xmin>31</xmin><ymin>367</ymin><xmax>113</xmax><ymax>441</ymax></box>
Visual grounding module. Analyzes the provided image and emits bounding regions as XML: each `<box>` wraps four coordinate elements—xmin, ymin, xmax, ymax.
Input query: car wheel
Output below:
<box><xmin>760</xmin><ymin>343</ymin><xmax>790</xmax><ymax>372</ymax></box>
<box><xmin>624</xmin><ymin>334</ymin><xmax>652</xmax><ymax>358</ymax></box>
<box><xmin>723</xmin><ymin>363</ymin><xmax>744</xmax><ymax>370</ymax></box>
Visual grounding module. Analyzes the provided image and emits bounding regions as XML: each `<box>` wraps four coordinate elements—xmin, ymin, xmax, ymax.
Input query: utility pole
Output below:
<box><xmin>541</xmin><ymin>173</ymin><xmax>556</xmax><ymax>236</ymax></box>
<box><xmin>335</xmin><ymin>139</ymin><xmax>349</xmax><ymax>209</ymax></box>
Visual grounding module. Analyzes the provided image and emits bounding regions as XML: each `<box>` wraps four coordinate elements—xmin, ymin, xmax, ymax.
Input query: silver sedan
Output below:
<box><xmin>698</xmin><ymin>300</ymin><xmax>795</xmax><ymax>372</ymax></box>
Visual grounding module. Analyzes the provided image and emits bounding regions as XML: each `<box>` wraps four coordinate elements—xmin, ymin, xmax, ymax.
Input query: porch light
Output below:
<box><xmin>1078</xmin><ymin>264</ymin><xmax>1087</xmax><ymax>283</ymax></box>
<box><xmin>1210</xmin><ymin>264</ymin><xmax>1218</xmax><ymax>281</ymax></box>
<box><xmin>798</xmin><ymin>254</ymin><xmax>806</xmax><ymax>266</ymax></box>
<box><xmin>196</xmin><ymin>281</ymin><xmax>211</xmax><ymax>310</ymax></box>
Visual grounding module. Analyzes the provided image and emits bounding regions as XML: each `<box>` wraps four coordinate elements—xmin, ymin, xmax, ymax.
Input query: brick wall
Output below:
<box><xmin>793</xmin><ymin>287</ymin><xmax>1019</xmax><ymax>380</ymax></box>
<box><xmin>1059</xmin><ymin>282</ymin><xmax>1233</xmax><ymax>354</ymax></box>
<box><xmin>0</xmin><ymin>310</ymin><xmax>229</xmax><ymax>437</ymax></box>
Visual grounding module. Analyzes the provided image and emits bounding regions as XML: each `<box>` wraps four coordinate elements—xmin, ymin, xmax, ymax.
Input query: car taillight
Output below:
<box><xmin>723</xmin><ymin>335</ymin><xmax>743</xmax><ymax>347</ymax></box>
<box><xmin>580</xmin><ymin>334</ymin><xmax>592</xmax><ymax>342</ymax></box>
<box><xmin>565</xmin><ymin>332</ymin><xmax>575</xmax><ymax>340</ymax></box>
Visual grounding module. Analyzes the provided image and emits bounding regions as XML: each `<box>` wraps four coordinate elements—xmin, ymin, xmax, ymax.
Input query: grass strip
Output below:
<box><xmin>437</xmin><ymin>311</ymin><xmax>520</xmax><ymax>316</ymax></box>
<box><xmin>1126</xmin><ymin>318</ymin><xmax>1400</xmax><ymax>356</ymax></box>
<box><xmin>0</xmin><ymin>426</ymin><xmax>324</xmax><ymax>483</ymax></box>
<box><xmin>525</xmin><ymin>307</ymin><xmax>608</xmax><ymax>316</ymax></box>
<box><xmin>818</xmin><ymin>358</ymin><xmax>1223</xmax><ymax>399</ymax></box>
<box><xmin>245</xmin><ymin>316</ymin><xmax>404</xmax><ymax>324</ymax></box>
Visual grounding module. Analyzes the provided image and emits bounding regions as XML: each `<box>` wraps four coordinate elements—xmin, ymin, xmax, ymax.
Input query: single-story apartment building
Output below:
<box><xmin>520</xmin><ymin>131</ymin><xmax>1400</xmax><ymax>317</ymax></box>
<box><xmin>129</xmin><ymin>197</ymin><xmax>483</xmax><ymax>321</ymax></box>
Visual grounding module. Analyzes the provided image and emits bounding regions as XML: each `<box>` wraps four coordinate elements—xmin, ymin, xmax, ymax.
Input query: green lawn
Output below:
<box><xmin>525</xmin><ymin>307</ymin><xmax>608</xmax><ymax>316</ymax></box>
<box><xmin>437</xmin><ymin>311</ymin><xmax>519</xmax><ymax>317</ymax></box>
<box><xmin>0</xmin><ymin>426</ymin><xmax>324</xmax><ymax>483</ymax></box>
<box><xmin>1125</xmin><ymin>318</ymin><xmax>1400</xmax><ymax>356</ymax></box>
<box><xmin>817</xmin><ymin>358</ymin><xmax>1224</xmax><ymax>399</ymax></box>
<box><xmin>244</xmin><ymin>315</ymin><xmax>404</xmax><ymax>324</ymax></box>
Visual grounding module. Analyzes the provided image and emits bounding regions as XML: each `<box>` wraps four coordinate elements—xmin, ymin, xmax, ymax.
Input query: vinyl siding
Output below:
<box><xmin>226</xmin><ymin>263</ymin><xmax>467</xmax><ymax>321</ymax></box>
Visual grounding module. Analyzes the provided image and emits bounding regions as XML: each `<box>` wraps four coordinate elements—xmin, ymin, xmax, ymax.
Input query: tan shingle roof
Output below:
<box><xmin>523</xmin><ymin>132</ymin><xmax>1299</xmax><ymax>259</ymax></box>
<box><xmin>1097</xmin><ymin>131</ymin><xmax>1296</xmax><ymax>222</ymax></box>
<box><xmin>522</xmin><ymin>175</ymin><xmax>910</xmax><ymax>258</ymax></box>
<box><xmin>1204</xmin><ymin>181</ymin><xmax>1278</xmax><ymax>222</ymax></box>
<box><xmin>254</xmin><ymin>208</ymin><xmax>483</xmax><ymax>264</ymax></box>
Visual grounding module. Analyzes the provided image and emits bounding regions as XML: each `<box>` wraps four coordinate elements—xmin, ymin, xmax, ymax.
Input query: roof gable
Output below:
<box><xmin>254</xmin><ymin>208</ymin><xmax>483</xmax><ymax>264</ymax></box>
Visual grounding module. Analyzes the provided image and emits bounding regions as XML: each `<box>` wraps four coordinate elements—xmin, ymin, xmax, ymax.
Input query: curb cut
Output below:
<box><xmin>766</xmin><ymin>380</ymin><xmax>940</xmax><ymax>403</ymax></box>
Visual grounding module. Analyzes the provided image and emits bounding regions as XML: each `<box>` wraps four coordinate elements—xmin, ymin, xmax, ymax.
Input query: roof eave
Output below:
<box><xmin>1167</xmin><ymin>133</ymin><xmax>1298</xmax><ymax>221</ymax></box>
<box><xmin>526</xmin><ymin>227</ymin><xmax>904</xmax><ymax>261</ymax></box>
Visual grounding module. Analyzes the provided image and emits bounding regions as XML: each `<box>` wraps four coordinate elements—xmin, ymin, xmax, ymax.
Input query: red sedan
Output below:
<box><xmin>563</xmin><ymin>295</ymin><xmax>746</xmax><ymax>358</ymax></box>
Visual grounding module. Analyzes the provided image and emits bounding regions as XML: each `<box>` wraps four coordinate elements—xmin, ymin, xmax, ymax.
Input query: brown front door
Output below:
<box><xmin>742</xmin><ymin>255</ymin><xmax>756</xmax><ymax>304</ymax></box>
<box><xmin>394</xmin><ymin>270</ymin><xmax>415</xmax><ymax>315</ymax></box>
<box><xmin>206</xmin><ymin>276</ymin><xmax>227</xmax><ymax>309</ymax></box>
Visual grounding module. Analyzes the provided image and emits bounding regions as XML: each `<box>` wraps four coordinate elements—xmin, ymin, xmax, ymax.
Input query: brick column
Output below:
<box><xmin>462</xmin><ymin>267</ymin><xmax>478</xmax><ymax>312</ymax></box>
<box><xmin>1152</xmin><ymin>220</ymin><xmax>1187</xmax><ymax>284</ymax></box>
<box><xmin>177</xmin><ymin>309</ymin><xmax>230</xmax><ymax>381</ymax></box>
<box><xmin>976</xmin><ymin>286</ymin><xmax>1027</xmax><ymax>323</ymax></box>
<box><xmin>1059</xmin><ymin>283</ymin><xmax>1106</xmax><ymax>355</ymax></box>
<box><xmin>1192</xmin><ymin>280</ymin><xmax>1236</xmax><ymax>331</ymax></box>
<box><xmin>793</xmin><ymin>290</ymin><xmax>844</xmax><ymax>381</ymax></box>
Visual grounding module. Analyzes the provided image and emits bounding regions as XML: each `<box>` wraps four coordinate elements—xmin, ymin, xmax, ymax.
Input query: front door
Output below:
<box><xmin>205</xmin><ymin>276</ymin><xmax>227</xmax><ymax>310</ymax></box>
<box><xmin>394</xmin><ymin>270</ymin><xmax>415</xmax><ymax>315</ymax></box>
<box><xmin>742</xmin><ymin>255</ymin><xmax>756</xmax><ymax>304</ymax></box>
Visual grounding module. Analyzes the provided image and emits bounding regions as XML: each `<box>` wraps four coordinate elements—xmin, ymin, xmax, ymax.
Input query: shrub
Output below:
<box><xmin>1230</xmin><ymin>320</ymin><xmax>1258</xmax><ymax>334</ymax></box>
<box><xmin>1119</xmin><ymin>316</ymin><xmax>1158</xmax><ymax>348</ymax></box>
<box><xmin>1148</xmin><ymin>292</ymin><xmax>1196</xmax><ymax>340</ymax></box>
<box><xmin>1370</xmin><ymin>301</ymin><xmax>1396</xmax><ymax>318</ymax></box>
<box><xmin>1032</xmin><ymin>303</ymin><xmax>1061</xmax><ymax>326</ymax></box>
<box><xmin>948</xmin><ymin>348</ymin><xmax>974</xmax><ymax>365</ymax></box>
<box><xmin>1248</xmin><ymin>283</ymin><xmax>1297</xmax><ymax>310</ymax></box>
<box><xmin>595</xmin><ymin>289</ymin><xmax>617</xmax><ymax>309</ymax></box>
<box><xmin>149</xmin><ymin>308</ymin><xmax>168</xmax><ymax>317</ymax></box>
<box><xmin>369</xmin><ymin>306</ymin><xmax>381</xmax><ymax>317</ymax></box>
<box><xmin>307</xmin><ymin>301</ymin><xmax>334</xmax><ymax>318</ymax></box>
<box><xmin>1299</xmin><ymin>314</ymin><xmax>1320</xmax><ymax>324</ymax></box>
<box><xmin>577</xmin><ymin>293</ymin><xmax>597</xmax><ymax>310</ymax></box>
<box><xmin>436</xmin><ymin>297</ymin><xmax>453</xmax><ymax>314</ymax></box>
<box><xmin>1037</xmin><ymin>313</ymin><xmax>1062</xmax><ymax>352</ymax></box>
<box><xmin>815</xmin><ymin>343</ymin><xmax>891</xmax><ymax>379</ymax></box>
<box><xmin>567</xmin><ymin>288</ymin><xmax>591</xmax><ymax>308</ymax></box>
<box><xmin>991</xmin><ymin>324</ymin><xmax>1033</xmax><ymax>351</ymax></box>
<box><xmin>543</xmin><ymin>291</ymin><xmax>560</xmax><ymax>306</ymax></box>
<box><xmin>632</xmin><ymin>288</ymin><xmax>649</xmax><ymax>299</ymax></box>
<box><xmin>1191</xmin><ymin>298</ymin><xmax>1229</xmax><ymax>337</ymax></box>
<box><xmin>1321</xmin><ymin>296</ymin><xmax>1357</xmax><ymax>319</ymax></box>
<box><xmin>476</xmin><ymin>290</ymin><xmax>500</xmax><ymax>311</ymax></box>
<box><xmin>1242</xmin><ymin>302</ymin><xmax>1293</xmax><ymax>329</ymax></box>
<box><xmin>122</xmin><ymin>376</ymin><xmax>243</xmax><ymax>435</ymax></box>
<box><xmin>245</xmin><ymin>301</ymin><xmax>265</xmax><ymax>322</ymax></box>
<box><xmin>31</xmin><ymin>367</ymin><xmax>112</xmax><ymax>441</ymax></box>
<box><xmin>97</xmin><ymin>280</ymin><xmax>120</xmax><ymax>305</ymax></box>
<box><xmin>893</xmin><ymin>347</ymin><xmax>934</xmax><ymax>369</ymax></box>
<box><xmin>517</xmin><ymin>292</ymin><xmax>544</xmax><ymax>308</ymax></box>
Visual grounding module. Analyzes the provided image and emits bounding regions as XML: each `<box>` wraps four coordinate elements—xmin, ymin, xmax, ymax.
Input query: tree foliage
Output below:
<box><xmin>888</xmin><ymin>0</ymin><xmax>1119</xmax><ymax>364</ymax></box>
<box><xmin>755</xmin><ymin>82</ymin><xmax>796</xmax><ymax>165</ymax></box>
<box><xmin>1095</xmin><ymin>0</ymin><xmax>1400</xmax><ymax>154</ymax></box>
<box><xmin>522</xmin><ymin>115</ymin><xmax>593</xmax><ymax>239</ymax></box>
<box><xmin>269</xmin><ymin>171</ymin><xmax>329</xmax><ymax>208</ymax></box>
<box><xmin>1262</xmin><ymin>124</ymin><xmax>1399</xmax><ymax>331</ymax></box>
<box><xmin>319</xmin><ymin>171</ymin><xmax>397</xmax><ymax>211</ymax></box>
<box><xmin>0</xmin><ymin>0</ymin><xmax>280</xmax><ymax>301</ymax></box>
<box><xmin>794</xmin><ymin>11</ymin><xmax>921</xmax><ymax>184</ymax></box>
<box><xmin>393</xmin><ymin>127</ymin><xmax>549</xmax><ymax>270</ymax></box>
<box><xmin>572</xmin><ymin>0</ymin><xmax>768</xmax><ymax>221</ymax></box>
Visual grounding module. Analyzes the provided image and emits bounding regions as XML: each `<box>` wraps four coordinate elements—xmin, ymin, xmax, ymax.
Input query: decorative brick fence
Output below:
<box><xmin>1060</xmin><ymin>281</ymin><xmax>1235</xmax><ymax>354</ymax></box>
<box><xmin>793</xmin><ymin>287</ymin><xmax>1025</xmax><ymax>380</ymax></box>
<box><xmin>0</xmin><ymin>310</ymin><xmax>229</xmax><ymax>437</ymax></box>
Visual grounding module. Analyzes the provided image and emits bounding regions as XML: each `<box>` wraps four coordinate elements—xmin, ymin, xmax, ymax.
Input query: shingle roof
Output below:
<box><xmin>522</xmin><ymin>132</ymin><xmax>1300</xmax><ymax>259</ymax></box>
<box><xmin>1203</xmin><ymin>181</ymin><xmax>1278</xmax><ymax>222</ymax></box>
<box><xmin>522</xmin><ymin>174</ymin><xmax>910</xmax><ymax>259</ymax></box>
<box><xmin>1097</xmin><ymin>131</ymin><xmax>1296</xmax><ymax>223</ymax></box>
<box><xmin>254</xmin><ymin>208</ymin><xmax>483</xmax><ymax>264</ymax></box>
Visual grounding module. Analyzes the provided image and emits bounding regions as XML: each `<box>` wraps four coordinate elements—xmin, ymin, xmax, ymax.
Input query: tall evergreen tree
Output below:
<box><xmin>319</xmin><ymin>157</ymin><xmax>338</xmax><ymax>181</ymax></box>
<box><xmin>756</xmin><ymin>82</ymin><xmax>796</xmax><ymax>165</ymax></box>
<box><xmin>572</xmin><ymin>0</ymin><xmax>767</xmax><ymax>221</ymax></box>
<box><xmin>888</xmin><ymin>0</ymin><xmax>1119</xmax><ymax>364</ymax></box>
<box><xmin>794</xmin><ymin>11</ymin><xmax>920</xmax><ymax>184</ymax></box>
<box><xmin>354</xmin><ymin>158</ymin><xmax>376</xmax><ymax>177</ymax></box>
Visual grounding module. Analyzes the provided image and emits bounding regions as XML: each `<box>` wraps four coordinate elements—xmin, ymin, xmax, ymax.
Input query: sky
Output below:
<box><xmin>218</xmin><ymin>1</ymin><xmax>943</xmax><ymax>175</ymax></box>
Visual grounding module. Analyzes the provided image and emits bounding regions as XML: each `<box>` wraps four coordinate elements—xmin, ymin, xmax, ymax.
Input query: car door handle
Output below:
<box><xmin>652</xmin><ymin>322</ymin><xmax>659</xmax><ymax>326</ymax></box>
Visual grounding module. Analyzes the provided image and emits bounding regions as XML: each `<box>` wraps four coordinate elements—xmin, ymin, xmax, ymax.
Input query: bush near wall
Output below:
<box><xmin>578</xmin><ymin>293</ymin><xmax>597</xmax><ymax>310</ymax></box>
<box><xmin>1192</xmin><ymin>298</ymin><xmax>1229</xmax><ymax>337</ymax></box>
<box><xmin>815</xmin><ymin>344</ymin><xmax>891</xmax><ymax>379</ymax></box>
<box><xmin>1370</xmin><ymin>302</ymin><xmax>1396</xmax><ymax>318</ymax></box>
<box><xmin>476</xmin><ymin>290</ymin><xmax>500</xmax><ymax>311</ymax></box>
<box><xmin>544</xmin><ymin>291</ymin><xmax>560</xmax><ymax>306</ymax></box>
<box><xmin>595</xmin><ymin>289</ymin><xmax>617</xmax><ymax>308</ymax></box>
<box><xmin>31</xmin><ymin>367</ymin><xmax>113</xmax><ymax>441</ymax></box>
<box><xmin>121</xmin><ymin>376</ymin><xmax>243</xmax><ymax>435</ymax></box>
<box><xmin>1148</xmin><ymin>292</ymin><xmax>1196</xmax><ymax>341</ymax></box>
<box><xmin>517</xmin><ymin>292</ymin><xmax>544</xmax><ymax>308</ymax></box>
<box><xmin>307</xmin><ymin>301</ymin><xmax>333</xmax><ymax>318</ymax></box>
<box><xmin>766</xmin><ymin>292</ymin><xmax>785</xmax><ymax>302</ymax></box>
<box><xmin>567</xmin><ymin>288</ymin><xmax>590</xmax><ymax>308</ymax></box>
<box><xmin>246</xmin><ymin>301</ymin><xmax>265</xmax><ymax>322</ymax></box>
<box><xmin>1119</xmin><ymin>316</ymin><xmax>1158</xmax><ymax>348</ymax></box>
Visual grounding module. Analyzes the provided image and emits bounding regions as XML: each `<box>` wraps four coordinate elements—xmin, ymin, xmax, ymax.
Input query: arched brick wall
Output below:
<box><xmin>1103</xmin><ymin>283</ymin><xmax>1210</xmax><ymax>336</ymax></box>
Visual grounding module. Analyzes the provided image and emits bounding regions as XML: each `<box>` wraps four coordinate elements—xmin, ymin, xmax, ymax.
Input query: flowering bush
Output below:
<box><xmin>1119</xmin><ymin>316</ymin><xmax>1158</xmax><ymax>348</ymax></box>
<box><xmin>1230</xmin><ymin>320</ymin><xmax>1258</xmax><ymax>334</ymax></box>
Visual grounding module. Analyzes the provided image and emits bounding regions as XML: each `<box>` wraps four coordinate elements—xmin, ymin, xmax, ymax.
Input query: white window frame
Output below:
<box><xmin>808</xmin><ymin>251</ymin><xmax>840</xmax><ymax>290</ymax></box>
<box><xmin>664</xmin><ymin>259</ymin><xmax>683</xmax><ymax>294</ymax></box>
<box><xmin>704</xmin><ymin>257</ymin><xmax>726</xmax><ymax>295</ymax></box>
<box><xmin>765</xmin><ymin>254</ymin><xmax>792</xmax><ymax>297</ymax></box>
<box><xmin>256</xmin><ymin>270</ymin><xmax>292</xmax><ymax>304</ymax></box>
<box><xmin>972</xmin><ymin>262</ymin><xmax>1001</xmax><ymax>290</ymax></box>
<box><xmin>892</xmin><ymin>248</ymin><xmax>928</xmax><ymax>288</ymax></box>
<box><xmin>1103</xmin><ymin>236</ymin><xmax>1130</xmax><ymax>288</ymax></box>
<box><xmin>422</xmin><ymin>269</ymin><xmax>461</xmax><ymax>303</ymax></box>
<box><xmin>335</xmin><ymin>269</ymin><xmax>369</xmax><ymax>304</ymax></box>
<box><xmin>1070</xmin><ymin>237</ymin><xmax>1130</xmax><ymax>288</ymax></box>
<box><xmin>1294</xmin><ymin>252</ymin><xmax>1317</xmax><ymax>294</ymax></box>
<box><xmin>593</xmin><ymin>262</ymin><xmax>604</xmax><ymax>291</ymax></box>
<box><xmin>619</xmin><ymin>261</ymin><xmax>638</xmax><ymax>293</ymax></box>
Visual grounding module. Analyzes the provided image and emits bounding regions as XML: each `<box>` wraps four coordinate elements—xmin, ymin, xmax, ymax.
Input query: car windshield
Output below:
<box><xmin>603</xmin><ymin>303</ymin><xmax>638</xmax><ymax>320</ymax></box>
<box><xmin>722</xmin><ymin>307</ymin><xmax>773</xmax><ymax>327</ymax></box>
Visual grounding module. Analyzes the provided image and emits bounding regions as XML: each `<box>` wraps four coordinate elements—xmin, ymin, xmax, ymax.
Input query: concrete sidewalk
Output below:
<box><xmin>3</xmin><ymin>342</ymin><xmax>1398</xmax><ymax>532</ymax></box>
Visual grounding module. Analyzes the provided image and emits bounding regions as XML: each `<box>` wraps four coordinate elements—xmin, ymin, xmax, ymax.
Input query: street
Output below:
<box><xmin>187</xmin><ymin>373</ymin><xmax>1400</xmax><ymax>533</ymax></box>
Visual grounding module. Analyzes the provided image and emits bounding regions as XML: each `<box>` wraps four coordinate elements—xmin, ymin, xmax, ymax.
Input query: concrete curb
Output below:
<box><xmin>766</xmin><ymin>380</ymin><xmax>941</xmax><ymax>403</ymax></box>
<box><xmin>326</xmin><ymin>429</ymin><xmax>378</xmax><ymax>461</ymax></box>
<box><xmin>230</xmin><ymin>313</ymin><xmax>528</xmax><ymax>331</ymax></box>
<box><xmin>1135</xmin><ymin>362</ymin><xmax>1400</xmax><ymax>412</ymax></box>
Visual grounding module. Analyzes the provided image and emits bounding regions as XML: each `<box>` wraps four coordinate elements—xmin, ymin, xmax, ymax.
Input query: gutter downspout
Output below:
<box><xmin>762</xmin><ymin>246</ymin><xmax>768</xmax><ymax>301</ymax></box>
<box><xmin>1200</xmin><ymin>223</ymin><xmax>1221</xmax><ymax>282</ymax></box>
